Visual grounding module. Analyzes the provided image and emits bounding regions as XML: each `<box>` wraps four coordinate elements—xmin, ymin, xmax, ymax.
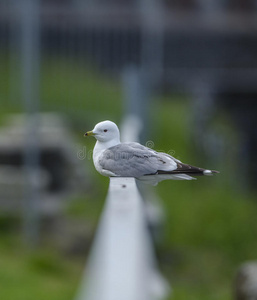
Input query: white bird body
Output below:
<box><xmin>93</xmin><ymin>147</ymin><xmax>116</xmax><ymax>177</ymax></box>
<box><xmin>85</xmin><ymin>120</ymin><xmax>218</xmax><ymax>185</ymax></box>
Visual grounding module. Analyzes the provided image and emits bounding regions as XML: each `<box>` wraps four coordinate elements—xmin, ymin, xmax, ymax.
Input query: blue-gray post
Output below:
<box><xmin>139</xmin><ymin>0</ymin><xmax>164</xmax><ymax>80</ymax></box>
<box><xmin>122</xmin><ymin>0</ymin><xmax>164</xmax><ymax>143</ymax></box>
<box><xmin>122</xmin><ymin>66</ymin><xmax>147</xmax><ymax>142</ymax></box>
<box><xmin>20</xmin><ymin>0</ymin><xmax>41</xmax><ymax>247</ymax></box>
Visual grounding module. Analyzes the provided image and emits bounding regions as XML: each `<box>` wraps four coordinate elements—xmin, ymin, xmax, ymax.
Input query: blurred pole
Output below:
<box><xmin>139</xmin><ymin>0</ymin><xmax>164</xmax><ymax>80</ymax></box>
<box><xmin>122</xmin><ymin>0</ymin><xmax>164</xmax><ymax>142</ymax></box>
<box><xmin>122</xmin><ymin>66</ymin><xmax>146</xmax><ymax>142</ymax></box>
<box><xmin>20</xmin><ymin>0</ymin><xmax>41</xmax><ymax>247</ymax></box>
<box><xmin>137</xmin><ymin>0</ymin><xmax>164</xmax><ymax>141</ymax></box>
<box><xmin>9</xmin><ymin>0</ymin><xmax>20</xmax><ymax>104</ymax></box>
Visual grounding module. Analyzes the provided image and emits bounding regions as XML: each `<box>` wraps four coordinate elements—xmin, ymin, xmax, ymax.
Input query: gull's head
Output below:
<box><xmin>84</xmin><ymin>120</ymin><xmax>120</xmax><ymax>143</ymax></box>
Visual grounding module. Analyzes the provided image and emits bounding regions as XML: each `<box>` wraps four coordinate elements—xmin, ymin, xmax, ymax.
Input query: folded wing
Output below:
<box><xmin>98</xmin><ymin>142</ymin><xmax>177</xmax><ymax>177</ymax></box>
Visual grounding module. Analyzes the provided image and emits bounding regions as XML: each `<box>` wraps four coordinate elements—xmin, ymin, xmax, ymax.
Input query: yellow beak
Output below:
<box><xmin>84</xmin><ymin>130</ymin><xmax>94</xmax><ymax>137</ymax></box>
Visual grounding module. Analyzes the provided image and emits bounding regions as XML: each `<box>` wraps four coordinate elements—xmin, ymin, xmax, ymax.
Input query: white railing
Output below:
<box><xmin>75</xmin><ymin>177</ymin><xmax>169</xmax><ymax>300</ymax></box>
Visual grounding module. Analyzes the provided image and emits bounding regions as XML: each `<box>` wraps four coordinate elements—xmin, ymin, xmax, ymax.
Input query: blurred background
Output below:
<box><xmin>0</xmin><ymin>0</ymin><xmax>257</xmax><ymax>299</ymax></box>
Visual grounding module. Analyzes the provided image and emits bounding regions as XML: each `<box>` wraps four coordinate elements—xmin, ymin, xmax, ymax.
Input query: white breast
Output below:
<box><xmin>93</xmin><ymin>142</ymin><xmax>118</xmax><ymax>177</ymax></box>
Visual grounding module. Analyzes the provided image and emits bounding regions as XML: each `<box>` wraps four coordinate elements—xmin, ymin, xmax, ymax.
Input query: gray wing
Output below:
<box><xmin>98</xmin><ymin>142</ymin><xmax>177</xmax><ymax>177</ymax></box>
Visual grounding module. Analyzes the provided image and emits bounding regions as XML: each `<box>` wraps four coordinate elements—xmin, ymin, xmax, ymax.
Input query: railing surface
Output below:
<box><xmin>75</xmin><ymin>177</ymin><xmax>169</xmax><ymax>300</ymax></box>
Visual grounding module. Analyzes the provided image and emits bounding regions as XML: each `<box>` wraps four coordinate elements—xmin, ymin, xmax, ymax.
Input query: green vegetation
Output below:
<box><xmin>0</xmin><ymin>54</ymin><xmax>257</xmax><ymax>300</ymax></box>
<box><xmin>0</xmin><ymin>238</ymin><xmax>82</xmax><ymax>300</ymax></box>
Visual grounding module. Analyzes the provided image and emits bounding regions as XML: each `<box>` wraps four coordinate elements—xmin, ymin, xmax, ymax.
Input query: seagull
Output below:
<box><xmin>84</xmin><ymin>120</ymin><xmax>219</xmax><ymax>185</ymax></box>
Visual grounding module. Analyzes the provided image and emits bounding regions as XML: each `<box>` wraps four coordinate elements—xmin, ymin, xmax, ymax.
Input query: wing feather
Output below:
<box><xmin>98</xmin><ymin>142</ymin><xmax>219</xmax><ymax>178</ymax></box>
<box><xmin>98</xmin><ymin>142</ymin><xmax>177</xmax><ymax>177</ymax></box>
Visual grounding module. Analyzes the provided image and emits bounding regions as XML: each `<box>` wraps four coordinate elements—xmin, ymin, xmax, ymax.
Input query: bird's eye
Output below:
<box><xmin>104</xmin><ymin>129</ymin><xmax>108</xmax><ymax>132</ymax></box>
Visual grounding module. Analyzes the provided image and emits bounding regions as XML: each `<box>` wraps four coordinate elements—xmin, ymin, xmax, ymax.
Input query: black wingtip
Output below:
<box><xmin>203</xmin><ymin>169</ymin><xmax>220</xmax><ymax>176</ymax></box>
<box><xmin>211</xmin><ymin>170</ymin><xmax>220</xmax><ymax>174</ymax></box>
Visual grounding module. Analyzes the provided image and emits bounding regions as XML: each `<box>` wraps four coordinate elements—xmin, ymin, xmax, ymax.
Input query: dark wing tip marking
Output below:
<box><xmin>157</xmin><ymin>162</ymin><xmax>219</xmax><ymax>176</ymax></box>
<box><xmin>211</xmin><ymin>170</ymin><xmax>220</xmax><ymax>174</ymax></box>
